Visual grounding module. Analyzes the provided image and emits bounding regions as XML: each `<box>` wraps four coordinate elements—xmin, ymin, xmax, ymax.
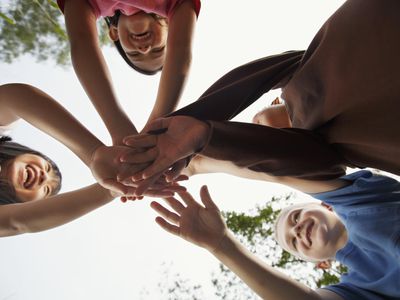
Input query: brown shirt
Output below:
<box><xmin>172</xmin><ymin>0</ymin><xmax>400</xmax><ymax>179</ymax></box>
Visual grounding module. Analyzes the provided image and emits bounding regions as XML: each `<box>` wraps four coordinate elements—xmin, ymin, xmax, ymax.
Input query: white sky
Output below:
<box><xmin>0</xmin><ymin>1</ymin><xmax>348</xmax><ymax>299</ymax></box>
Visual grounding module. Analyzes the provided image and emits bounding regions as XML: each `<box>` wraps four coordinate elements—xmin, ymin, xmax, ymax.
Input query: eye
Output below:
<box><xmin>152</xmin><ymin>46</ymin><xmax>165</xmax><ymax>53</ymax></box>
<box><xmin>127</xmin><ymin>51</ymin><xmax>140</xmax><ymax>57</ymax></box>
<box><xmin>46</xmin><ymin>163</ymin><xmax>51</xmax><ymax>173</ymax></box>
<box><xmin>44</xmin><ymin>185</ymin><xmax>51</xmax><ymax>197</ymax></box>
<box><xmin>293</xmin><ymin>211</ymin><xmax>300</xmax><ymax>224</ymax></box>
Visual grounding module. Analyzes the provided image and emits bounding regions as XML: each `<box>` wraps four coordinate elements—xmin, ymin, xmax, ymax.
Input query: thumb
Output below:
<box><xmin>145</xmin><ymin>117</ymin><xmax>171</xmax><ymax>134</ymax></box>
<box><xmin>200</xmin><ymin>185</ymin><xmax>219</xmax><ymax>210</ymax></box>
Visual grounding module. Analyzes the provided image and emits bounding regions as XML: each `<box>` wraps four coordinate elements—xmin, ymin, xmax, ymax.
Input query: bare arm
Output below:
<box><xmin>0</xmin><ymin>83</ymin><xmax>101</xmax><ymax>165</ymax></box>
<box><xmin>0</xmin><ymin>184</ymin><xmax>114</xmax><ymax>237</ymax></box>
<box><xmin>152</xmin><ymin>188</ymin><xmax>343</xmax><ymax>300</ymax></box>
<box><xmin>146</xmin><ymin>0</ymin><xmax>196</xmax><ymax>123</ymax></box>
<box><xmin>64</xmin><ymin>0</ymin><xmax>137</xmax><ymax>143</ymax></box>
<box><xmin>0</xmin><ymin>83</ymin><xmax>144</xmax><ymax>194</ymax></box>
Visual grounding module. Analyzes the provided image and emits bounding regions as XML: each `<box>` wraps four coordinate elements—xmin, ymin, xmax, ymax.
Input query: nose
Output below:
<box><xmin>39</xmin><ymin>169</ymin><xmax>48</xmax><ymax>186</ymax></box>
<box><xmin>136</xmin><ymin>44</ymin><xmax>151</xmax><ymax>54</ymax></box>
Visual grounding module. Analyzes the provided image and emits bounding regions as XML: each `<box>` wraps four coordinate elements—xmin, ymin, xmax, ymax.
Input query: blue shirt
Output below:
<box><xmin>312</xmin><ymin>171</ymin><xmax>400</xmax><ymax>300</ymax></box>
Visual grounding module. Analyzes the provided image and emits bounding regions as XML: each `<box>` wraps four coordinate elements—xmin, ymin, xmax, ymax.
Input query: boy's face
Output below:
<box><xmin>112</xmin><ymin>12</ymin><xmax>168</xmax><ymax>72</ymax></box>
<box><xmin>276</xmin><ymin>203</ymin><xmax>347</xmax><ymax>262</ymax></box>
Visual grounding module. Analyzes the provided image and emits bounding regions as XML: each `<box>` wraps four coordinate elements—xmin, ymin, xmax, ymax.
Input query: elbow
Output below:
<box><xmin>0</xmin><ymin>83</ymin><xmax>37</xmax><ymax>96</ymax></box>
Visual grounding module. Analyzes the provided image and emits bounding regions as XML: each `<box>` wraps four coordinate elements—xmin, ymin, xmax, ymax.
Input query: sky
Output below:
<box><xmin>0</xmin><ymin>1</ymin><xmax>350</xmax><ymax>299</ymax></box>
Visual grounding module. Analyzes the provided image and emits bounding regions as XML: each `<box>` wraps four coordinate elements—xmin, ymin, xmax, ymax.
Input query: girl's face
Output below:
<box><xmin>110</xmin><ymin>12</ymin><xmax>168</xmax><ymax>72</ymax></box>
<box><xmin>276</xmin><ymin>203</ymin><xmax>347</xmax><ymax>262</ymax></box>
<box><xmin>0</xmin><ymin>154</ymin><xmax>61</xmax><ymax>202</ymax></box>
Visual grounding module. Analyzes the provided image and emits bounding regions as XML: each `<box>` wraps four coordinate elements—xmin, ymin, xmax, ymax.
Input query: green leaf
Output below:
<box><xmin>0</xmin><ymin>12</ymin><xmax>15</xmax><ymax>25</ymax></box>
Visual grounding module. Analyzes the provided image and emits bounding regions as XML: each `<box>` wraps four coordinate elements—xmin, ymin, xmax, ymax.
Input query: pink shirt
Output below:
<box><xmin>58</xmin><ymin>0</ymin><xmax>200</xmax><ymax>19</ymax></box>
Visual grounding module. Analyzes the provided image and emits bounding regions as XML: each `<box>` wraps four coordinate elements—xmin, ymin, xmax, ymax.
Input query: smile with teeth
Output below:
<box><xmin>23</xmin><ymin>165</ymin><xmax>37</xmax><ymax>189</ymax></box>
<box><xmin>131</xmin><ymin>31</ymin><xmax>151</xmax><ymax>41</ymax></box>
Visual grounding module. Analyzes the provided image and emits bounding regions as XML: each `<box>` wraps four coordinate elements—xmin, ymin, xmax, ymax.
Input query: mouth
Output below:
<box><xmin>23</xmin><ymin>165</ymin><xmax>37</xmax><ymax>189</ymax></box>
<box><xmin>131</xmin><ymin>31</ymin><xmax>151</xmax><ymax>41</ymax></box>
<box><xmin>306</xmin><ymin>220</ymin><xmax>314</xmax><ymax>247</ymax></box>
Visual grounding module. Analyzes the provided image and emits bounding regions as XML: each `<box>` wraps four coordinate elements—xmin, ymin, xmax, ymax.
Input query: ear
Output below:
<box><xmin>108</xmin><ymin>26</ymin><xmax>119</xmax><ymax>41</ymax></box>
<box><xmin>321</xmin><ymin>202</ymin><xmax>333</xmax><ymax>211</ymax></box>
<box><xmin>316</xmin><ymin>260</ymin><xmax>332</xmax><ymax>269</ymax></box>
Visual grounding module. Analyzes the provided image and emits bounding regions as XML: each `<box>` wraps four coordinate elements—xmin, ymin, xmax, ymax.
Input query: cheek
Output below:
<box><xmin>14</xmin><ymin>188</ymin><xmax>43</xmax><ymax>202</ymax></box>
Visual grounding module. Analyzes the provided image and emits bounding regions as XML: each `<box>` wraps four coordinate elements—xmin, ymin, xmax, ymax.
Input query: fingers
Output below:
<box><xmin>162</xmin><ymin>197</ymin><xmax>186</xmax><ymax>214</ymax></box>
<box><xmin>131</xmin><ymin>156</ymin><xmax>174</xmax><ymax>181</ymax></box>
<box><xmin>164</xmin><ymin>159</ymin><xmax>186</xmax><ymax>182</ymax></box>
<box><xmin>150</xmin><ymin>201</ymin><xmax>180</xmax><ymax>225</ymax></box>
<box><xmin>123</xmin><ymin>134</ymin><xmax>157</xmax><ymax>148</ymax></box>
<box><xmin>143</xmin><ymin>117</ymin><xmax>171</xmax><ymax>134</ymax></box>
<box><xmin>134</xmin><ymin>172</ymin><xmax>165</xmax><ymax>196</ymax></box>
<box><xmin>154</xmin><ymin>216</ymin><xmax>180</xmax><ymax>236</ymax></box>
<box><xmin>200</xmin><ymin>185</ymin><xmax>219</xmax><ymax>210</ymax></box>
<box><xmin>117</xmin><ymin>163</ymin><xmax>149</xmax><ymax>182</ymax></box>
<box><xmin>176</xmin><ymin>190</ymin><xmax>198</xmax><ymax>207</ymax></box>
<box><xmin>120</xmin><ymin>147</ymin><xmax>158</xmax><ymax>164</ymax></box>
<box><xmin>102</xmin><ymin>179</ymin><xmax>129</xmax><ymax>195</ymax></box>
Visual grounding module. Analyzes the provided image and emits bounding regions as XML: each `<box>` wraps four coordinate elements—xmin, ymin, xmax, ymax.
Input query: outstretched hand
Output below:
<box><xmin>121</xmin><ymin>116</ymin><xmax>211</xmax><ymax>196</ymax></box>
<box><xmin>150</xmin><ymin>186</ymin><xmax>227</xmax><ymax>252</ymax></box>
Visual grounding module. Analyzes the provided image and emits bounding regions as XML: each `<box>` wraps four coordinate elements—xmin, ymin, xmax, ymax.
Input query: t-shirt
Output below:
<box><xmin>312</xmin><ymin>171</ymin><xmax>400</xmax><ymax>300</ymax></box>
<box><xmin>170</xmin><ymin>0</ymin><xmax>400</xmax><ymax>179</ymax></box>
<box><xmin>0</xmin><ymin>121</ymin><xmax>18</xmax><ymax>137</ymax></box>
<box><xmin>57</xmin><ymin>0</ymin><xmax>201</xmax><ymax>19</ymax></box>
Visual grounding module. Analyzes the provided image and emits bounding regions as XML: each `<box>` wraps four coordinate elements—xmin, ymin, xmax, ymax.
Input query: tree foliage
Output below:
<box><xmin>0</xmin><ymin>0</ymin><xmax>110</xmax><ymax>66</ymax></box>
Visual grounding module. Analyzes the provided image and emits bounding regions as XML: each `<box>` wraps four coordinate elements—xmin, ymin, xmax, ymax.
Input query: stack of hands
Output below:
<box><xmin>89</xmin><ymin>115</ymin><xmax>211</xmax><ymax>200</ymax></box>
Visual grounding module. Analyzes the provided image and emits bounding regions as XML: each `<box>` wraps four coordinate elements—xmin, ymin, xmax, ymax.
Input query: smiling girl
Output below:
<box><xmin>0</xmin><ymin>83</ymin><xmax>172</xmax><ymax>237</ymax></box>
<box><xmin>57</xmin><ymin>0</ymin><xmax>200</xmax><ymax>143</ymax></box>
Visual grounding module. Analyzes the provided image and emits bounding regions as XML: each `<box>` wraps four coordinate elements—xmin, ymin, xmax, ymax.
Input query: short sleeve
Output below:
<box><xmin>0</xmin><ymin>121</ymin><xmax>18</xmax><ymax>137</ymax></box>
<box><xmin>311</xmin><ymin>171</ymin><xmax>400</xmax><ymax>207</ymax></box>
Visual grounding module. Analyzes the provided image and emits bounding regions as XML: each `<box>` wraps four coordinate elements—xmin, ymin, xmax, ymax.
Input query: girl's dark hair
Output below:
<box><xmin>0</xmin><ymin>136</ymin><xmax>62</xmax><ymax>205</ymax></box>
<box><xmin>104</xmin><ymin>11</ymin><xmax>165</xmax><ymax>76</ymax></box>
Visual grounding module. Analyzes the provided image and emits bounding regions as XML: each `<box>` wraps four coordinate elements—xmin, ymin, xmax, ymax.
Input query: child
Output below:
<box><xmin>151</xmin><ymin>170</ymin><xmax>400</xmax><ymax>300</ymax></box>
<box><xmin>58</xmin><ymin>0</ymin><xmax>200</xmax><ymax>143</ymax></box>
<box><xmin>0</xmin><ymin>83</ymin><xmax>180</xmax><ymax>237</ymax></box>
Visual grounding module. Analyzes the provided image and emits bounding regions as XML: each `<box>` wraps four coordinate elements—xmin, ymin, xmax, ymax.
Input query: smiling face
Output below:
<box><xmin>109</xmin><ymin>12</ymin><xmax>168</xmax><ymax>72</ymax></box>
<box><xmin>0</xmin><ymin>154</ymin><xmax>61</xmax><ymax>202</ymax></box>
<box><xmin>276</xmin><ymin>202</ymin><xmax>348</xmax><ymax>262</ymax></box>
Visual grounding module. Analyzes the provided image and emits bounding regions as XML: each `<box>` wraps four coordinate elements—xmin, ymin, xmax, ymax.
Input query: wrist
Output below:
<box><xmin>194</xmin><ymin>119</ymin><xmax>212</xmax><ymax>153</ymax></box>
<box><xmin>209</xmin><ymin>230</ymin><xmax>235</xmax><ymax>257</ymax></box>
<box><xmin>88</xmin><ymin>143</ymin><xmax>106</xmax><ymax>167</ymax></box>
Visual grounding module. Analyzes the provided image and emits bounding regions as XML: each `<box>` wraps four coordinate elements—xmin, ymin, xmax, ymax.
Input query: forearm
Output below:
<box><xmin>201</xmin><ymin>121</ymin><xmax>346</xmax><ymax>180</ymax></box>
<box><xmin>148</xmin><ymin>49</ymin><xmax>192</xmax><ymax>121</ymax></box>
<box><xmin>147</xmin><ymin>0</ymin><xmax>196</xmax><ymax>121</ymax></box>
<box><xmin>0</xmin><ymin>184</ymin><xmax>113</xmax><ymax>237</ymax></box>
<box><xmin>64</xmin><ymin>0</ymin><xmax>137</xmax><ymax>142</ymax></box>
<box><xmin>0</xmin><ymin>83</ymin><xmax>102</xmax><ymax>165</ymax></box>
<box><xmin>70</xmin><ymin>42</ymin><xmax>137</xmax><ymax>141</ymax></box>
<box><xmin>187</xmin><ymin>156</ymin><xmax>349</xmax><ymax>194</ymax></box>
<box><xmin>212</xmin><ymin>232</ymin><xmax>322</xmax><ymax>300</ymax></box>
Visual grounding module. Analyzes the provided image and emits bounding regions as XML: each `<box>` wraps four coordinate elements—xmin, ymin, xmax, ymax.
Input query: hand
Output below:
<box><xmin>151</xmin><ymin>186</ymin><xmax>228</xmax><ymax>252</ymax></box>
<box><xmin>122</xmin><ymin>116</ymin><xmax>211</xmax><ymax>182</ymax></box>
<box><xmin>89</xmin><ymin>145</ymin><xmax>149</xmax><ymax>195</ymax></box>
